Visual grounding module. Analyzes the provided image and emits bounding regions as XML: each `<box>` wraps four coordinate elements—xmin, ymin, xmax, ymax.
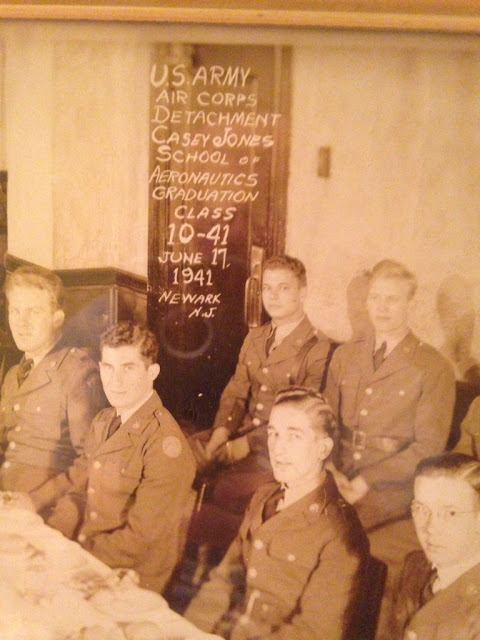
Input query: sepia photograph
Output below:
<box><xmin>0</xmin><ymin>2</ymin><xmax>479</xmax><ymax>639</ymax></box>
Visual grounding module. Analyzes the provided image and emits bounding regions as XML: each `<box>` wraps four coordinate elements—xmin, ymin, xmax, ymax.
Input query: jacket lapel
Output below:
<box><xmin>252</xmin><ymin>324</ymin><xmax>271</xmax><ymax>363</ymax></box>
<box><xmin>251</xmin><ymin>472</ymin><xmax>335</xmax><ymax>537</ymax></box>
<box><xmin>371</xmin><ymin>331</ymin><xmax>418</xmax><ymax>382</ymax></box>
<box><xmin>266</xmin><ymin>316</ymin><xmax>313</xmax><ymax>365</ymax></box>
<box><xmin>15</xmin><ymin>346</ymin><xmax>68</xmax><ymax>395</ymax></box>
<box><xmin>95</xmin><ymin>391</ymin><xmax>163</xmax><ymax>455</ymax></box>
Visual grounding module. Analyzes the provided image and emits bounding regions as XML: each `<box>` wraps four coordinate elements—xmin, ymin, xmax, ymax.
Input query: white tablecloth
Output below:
<box><xmin>0</xmin><ymin>495</ymin><xmax>222</xmax><ymax>640</ymax></box>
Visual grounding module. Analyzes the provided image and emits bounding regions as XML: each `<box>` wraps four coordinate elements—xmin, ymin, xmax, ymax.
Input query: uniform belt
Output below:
<box><xmin>340</xmin><ymin>425</ymin><xmax>409</xmax><ymax>453</ymax></box>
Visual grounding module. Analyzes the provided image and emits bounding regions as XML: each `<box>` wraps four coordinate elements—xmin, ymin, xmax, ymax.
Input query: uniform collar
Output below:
<box><xmin>269</xmin><ymin>313</ymin><xmax>305</xmax><ymax>349</ymax></box>
<box><xmin>29</xmin><ymin>334</ymin><xmax>63</xmax><ymax>368</ymax></box>
<box><xmin>280</xmin><ymin>469</ymin><xmax>327</xmax><ymax>510</ymax></box>
<box><xmin>435</xmin><ymin>549</ymin><xmax>480</xmax><ymax>592</ymax></box>
<box><xmin>375</xmin><ymin>328</ymin><xmax>410</xmax><ymax>357</ymax></box>
<box><xmin>117</xmin><ymin>390</ymin><xmax>154</xmax><ymax>424</ymax></box>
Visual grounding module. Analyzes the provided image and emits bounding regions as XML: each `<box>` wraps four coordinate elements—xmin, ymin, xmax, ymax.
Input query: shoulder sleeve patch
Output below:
<box><xmin>162</xmin><ymin>435</ymin><xmax>182</xmax><ymax>458</ymax></box>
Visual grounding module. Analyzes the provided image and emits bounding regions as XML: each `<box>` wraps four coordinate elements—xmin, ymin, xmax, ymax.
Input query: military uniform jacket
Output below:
<box><xmin>325</xmin><ymin>332</ymin><xmax>455</xmax><ymax>528</ymax></box>
<box><xmin>0</xmin><ymin>343</ymin><xmax>106</xmax><ymax>491</ymax></box>
<box><xmin>212</xmin><ymin>316</ymin><xmax>330</xmax><ymax>454</ymax></box>
<box><xmin>185</xmin><ymin>471</ymin><xmax>368</xmax><ymax>640</ymax></box>
<box><xmin>393</xmin><ymin>550</ymin><xmax>480</xmax><ymax>640</ymax></box>
<box><xmin>47</xmin><ymin>391</ymin><xmax>196</xmax><ymax>593</ymax></box>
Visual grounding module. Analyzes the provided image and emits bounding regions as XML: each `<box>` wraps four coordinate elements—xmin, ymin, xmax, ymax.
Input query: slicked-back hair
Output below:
<box><xmin>272</xmin><ymin>386</ymin><xmax>336</xmax><ymax>438</ymax></box>
<box><xmin>415</xmin><ymin>452</ymin><xmax>480</xmax><ymax>502</ymax></box>
<box><xmin>262</xmin><ymin>255</ymin><xmax>307</xmax><ymax>287</ymax></box>
<box><xmin>368</xmin><ymin>259</ymin><xmax>418</xmax><ymax>299</ymax></box>
<box><xmin>5</xmin><ymin>265</ymin><xmax>65</xmax><ymax>311</ymax></box>
<box><xmin>100</xmin><ymin>321</ymin><xmax>159</xmax><ymax>366</ymax></box>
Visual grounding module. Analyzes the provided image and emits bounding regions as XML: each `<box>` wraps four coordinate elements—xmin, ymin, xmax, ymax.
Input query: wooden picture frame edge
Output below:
<box><xmin>0</xmin><ymin>1</ymin><xmax>479</xmax><ymax>34</ymax></box>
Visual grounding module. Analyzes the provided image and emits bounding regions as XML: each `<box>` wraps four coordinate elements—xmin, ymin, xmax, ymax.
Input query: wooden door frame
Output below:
<box><xmin>0</xmin><ymin>1</ymin><xmax>479</xmax><ymax>34</ymax></box>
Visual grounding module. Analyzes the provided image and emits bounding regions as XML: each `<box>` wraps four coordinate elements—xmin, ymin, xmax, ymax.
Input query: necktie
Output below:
<box><xmin>265</xmin><ymin>326</ymin><xmax>277</xmax><ymax>357</ymax></box>
<box><xmin>262</xmin><ymin>485</ymin><xmax>285</xmax><ymax>521</ymax></box>
<box><xmin>107</xmin><ymin>415</ymin><xmax>122</xmax><ymax>439</ymax></box>
<box><xmin>17</xmin><ymin>357</ymin><xmax>34</xmax><ymax>387</ymax></box>
<box><xmin>373</xmin><ymin>341</ymin><xmax>387</xmax><ymax>371</ymax></box>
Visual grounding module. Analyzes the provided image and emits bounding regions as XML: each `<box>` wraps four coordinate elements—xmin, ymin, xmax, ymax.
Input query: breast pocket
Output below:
<box><xmin>21</xmin><ymin>396</ymin><xmax>62</xmax><ymax>441</ymax></box>
<box><xmin>264</xmin><ymin>531</ymin><xmax>320</xmax><ymax>595</ymax></box>
<box><xmin>268</xmin><ymin>534</ymin><xmax>319</xmax><ymax>570</ymax></box>
<box><xmin>95</xmin><ymin>452</ymin><xmax>143</xmax><ymax>497</ymax></box>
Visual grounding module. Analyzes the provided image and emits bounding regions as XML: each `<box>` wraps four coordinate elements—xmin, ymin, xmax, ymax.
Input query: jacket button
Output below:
<box><xmin>36</xmin><ymin>406</ymin><xmax>41</xmax><ymax>412</ymax></box>
<box><xmin>89</xmin><ymin>511</ymin><xmax>98</xmax><ymax>520</ymax></box>
<box><xmin>253</xmin><ymin>539</ymin><xmax>264</xmax><ymax>550</ymax></box>
<box><xmin>239</xmin><ymin>615</ymin><xmax>250</xmax><ymax>625</ymax></box>
<box><xmin>9</xmin><ymin>442</ymin><xmax>16</xmax><ymax>449</ymax></box>
<box><xmin>78</xmin><ymin>534</ymin><xmax>87</xmax><ymax>543</ymax></box>
<box><xmin>365</xmin><ymin>388</ymin><xmax>373</xmax><ymax>395</ymax></box>
<box><xmin>260</xmin><ymin>385</ymin><xmax>268</xmax><ymax>392</ymax></box>
<box><xmin>252</xmin><ymin>418</ymin><xmax>261</xmax><ymax>426</ymax></box>
<box><xmin>287</xmin><ymin>553</ymin><xmax>296</xmax><ymax>562</ymax></box>
<box><xmin>256</xmin><ymin>403</ymin><xmax>264</xmax><ymax>411</ymax></box>
<box><xmin>93</xmin><ymin>460</ymin><xmax>101</xmax><ymax>470</ymax></box>
<box><xmin>353</xmin><ymin>451</ymin><xmax>362</xmax><ymax>461</ymax></box>
<box><xmin>247</xmin><ymin>567</ymin><xmax>257</xmax><ymax>579</ymax></box>
<box><xmin>262</xmin><ymin>367</ymin><xmax>269</xmax><ymax>374</ymax></box>
<box><xmin>360</xmin><ymin>409</ymin><xmax>368</xmax><ymax>416</ymax></box>
<box><xmin>2</xmin><ymin>461</ymin><xmax>11</xmax><ymax>469</ymax></box>
<box><xmin>13</xmin><ymin>404</ymin><xmax>20</xmax><ymax>411</ymax></box>
<box><xmin>399</xmin><ymin>390</ymin><xmax>405</xmax><ymax>396</ymax></box>
<box><xmin>14</xmin><ymin>426</ymin><xmax>21</xmax><ymax>432</ymax></box>
<box><xmin>87</xmin><ymin>486</ymin><xmax>95</xmax><ymax>495</ymax></box>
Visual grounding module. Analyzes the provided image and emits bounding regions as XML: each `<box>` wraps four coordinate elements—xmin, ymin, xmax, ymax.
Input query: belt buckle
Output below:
<box><xmin>352</xmin><ymin>430</ymin><xmax>367</xmax><ymax>450</ymax></box>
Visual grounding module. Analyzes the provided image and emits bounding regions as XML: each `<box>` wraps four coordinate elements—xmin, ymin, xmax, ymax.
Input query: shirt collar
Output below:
<box><xmin>434</xmin><ymin>549</ymin><xmax>480</xmax><ymax>592</ymax></box>
<box><xmin>280</xmin><ymin>469</ymin><xmax>327</xmax><ymax>510</ymax></box>
<box><xmin>270</xmin><ymin>314</ymin><xmax>305</xmax><ymax>349</ymax></box>
<box><xmin>117</xmin><ymin>390</ymin><xmax>154</xmax><ymax>424</ymax></box>
<box><xmin>375</xmin><ymin>329</ymin><xmax>409</xmax><ymax>357</ymax></box>
<box><xmin>29</xmin><ymin>334</ymin><xmax>62</xmax><ymax>368</ymax></box>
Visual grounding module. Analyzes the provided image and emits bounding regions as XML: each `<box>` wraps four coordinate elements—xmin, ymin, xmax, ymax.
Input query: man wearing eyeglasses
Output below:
<box><xmin>393</xmin><ymin>453</ymin><xmax>480</xmax><ymax>640</ymax></box>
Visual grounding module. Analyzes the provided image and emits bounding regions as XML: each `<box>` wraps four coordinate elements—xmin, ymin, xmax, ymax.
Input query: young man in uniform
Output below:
<box><xmin>393</xmin><ymin>453</ymin><xmax>480</xmax><ymax>640</ymax></box>
<box><xmin>325</xmin><ymin>258</ymin><xmax>456</xmax><ymax>638</ymax></box>
<box><xmin>185</xmin><ymin>387</ymin><xmax>368</xmax><ymax>640</ymax></box>
<box><xmin>0</xmin><ymin>265</ymin><xmax>106</xmax><ymax>501</ymax></box>
<box><xmin>41</xmin><ymin>321</ymin><xmax>196</xmax><ymax>593</ymax></box>
<box><xmin>193</xmin><ymin>255</ymin><xmax>331</xmax><ymax>548</ymax></box>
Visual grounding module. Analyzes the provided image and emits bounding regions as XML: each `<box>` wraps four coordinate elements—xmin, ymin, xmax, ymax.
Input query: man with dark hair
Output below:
<box><xmin>185</xmin><ymin>387</ymin><xmax>368</xmax><ymax>640</ymax></box>
<box><xmin>41</xmin><ymin>321</ymin><xmax>196</xmax><ymax>593</ymax></box>
<box><xmin>393</xmin><ymin>453</ymin><xmax>480</xmax><ymax>640</ymax></box>
<box><xmin>325</xmin><ymin>258</ymin><xmax>455</xmax><ymax>638</ymax></box>
<box><xmin>192</xmin><ymin>254</ymin><xmax>331</xmax><ymax>548</ymax></box>
<box><xmin>0</xmin><ymin>264</ymin><xmax>106</xmax><ymax>501</ymax></box>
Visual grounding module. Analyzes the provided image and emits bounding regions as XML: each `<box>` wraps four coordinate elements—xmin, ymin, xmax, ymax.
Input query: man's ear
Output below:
<box><xmin>148</xmin><ymin>362</ymin><xmax>160</xmax><ymax>382</ymax></box>
<box><xmin>317</xmin><ymin>436</ymin><xmax>334</xmax><ymax>462</ymax></box>
<box><xmin>53</xmin><ymin>309</ymin><xmax>65</xmax><ymax>329</ymax></box>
